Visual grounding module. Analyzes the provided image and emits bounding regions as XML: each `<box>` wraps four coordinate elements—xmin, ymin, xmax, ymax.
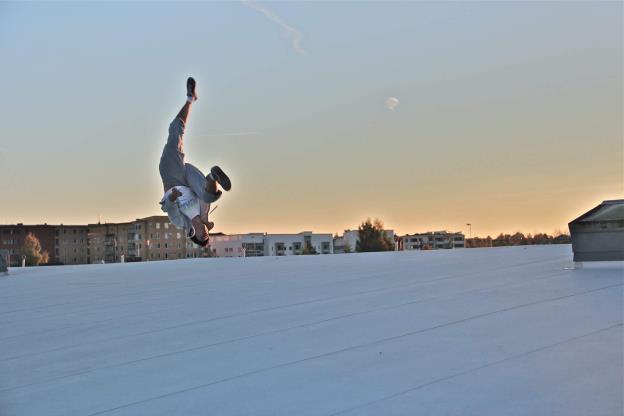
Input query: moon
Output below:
<box><xmin>385</xmin><ymin>97</ymin><xmax>400</xmax><ymax>110</ymax></box>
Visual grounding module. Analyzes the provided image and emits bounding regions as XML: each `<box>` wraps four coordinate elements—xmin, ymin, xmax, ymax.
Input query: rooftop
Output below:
<box><xmin>1</xmin><ymin>245</ymin><xmax>622</xmax><ymax>415</ymax></box>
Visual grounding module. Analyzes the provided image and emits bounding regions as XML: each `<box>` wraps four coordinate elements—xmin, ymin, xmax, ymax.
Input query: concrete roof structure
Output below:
<box><xmin>569</xmin><ymin>199</ymin><xmax>624</xmax><ymax>262</ymax></box>
<box><xmin>1</xmin><ymin>245</ymin><xmax>622</xmax><ymax>415</ymax></box>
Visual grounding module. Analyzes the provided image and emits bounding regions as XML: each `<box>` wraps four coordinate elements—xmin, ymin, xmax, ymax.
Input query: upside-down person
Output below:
<box><xmin>158</xmin><ymin>77</ymin><xmax>231</xmax><ymax>247</ymax></box>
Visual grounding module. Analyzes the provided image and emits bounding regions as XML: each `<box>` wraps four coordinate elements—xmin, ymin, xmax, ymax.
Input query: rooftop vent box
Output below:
<box><xmin>568</xmin><ymin>199</ymin><xmax>624</xmax><ymax>262</ymax></box>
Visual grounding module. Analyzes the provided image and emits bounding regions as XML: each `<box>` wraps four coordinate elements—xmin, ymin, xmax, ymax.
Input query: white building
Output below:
<box><xmin>210</xmin><ymin>232</ymin><xmax>333</xmax><ymax>257</ymax></box>
<box><xmin>401</xmin><ymin>231</ymin><xmax>465</xmax><ymax>250</ymax></box>
<box><xmin>264</xmin><ymin>232</ymin><xmax>333</xmax><ymax>256</ymax></box>
<box><xmin>210</xmin><ymin>233</ymin><xmax>265</xmax><ymax>257</ymax></box>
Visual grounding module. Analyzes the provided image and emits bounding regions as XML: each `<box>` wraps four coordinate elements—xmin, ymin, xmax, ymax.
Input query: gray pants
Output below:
<box><xmin>159</xmin><ymin>118</ymin><xmax>219</xmax><ymax>205</ymax></box>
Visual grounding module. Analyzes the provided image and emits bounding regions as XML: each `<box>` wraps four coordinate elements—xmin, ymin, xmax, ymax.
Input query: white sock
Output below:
<box><xmin>186</xmin><ymin>95</ymin><xmax>194</xmax><ymax>103</ymax></box>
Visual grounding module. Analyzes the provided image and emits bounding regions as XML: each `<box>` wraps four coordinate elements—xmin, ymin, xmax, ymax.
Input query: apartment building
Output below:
<box><xmin>88</xmin><ymin>221</ymin><xmax>136</xmax><ymax>264</ymax></box>
<box><xmin>2</xmin><ymin>217</ymin><xmax>215</xmax><ymax>265</ymax></box>
<box><xmin>56</xmin><ymin>225</ymin><xmax>90</xmax><ymax>265</ymax></box>
<box><xmin>90</xmin><ymin>216</ymin><xmax>213</xmax><ymax>263</ymax></box>
<box><xmin>400</xmin><ymin>231</ymin><xmax>465</xmax><ymax>250</ymax></box>
<box><xmin>210</xmin><ymin>232</ymin><xmax>333</xmax><ymax>257</ymax></box>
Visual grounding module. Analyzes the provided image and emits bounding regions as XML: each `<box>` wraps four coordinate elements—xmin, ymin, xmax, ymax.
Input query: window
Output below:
<box><xmin>165</xmin><ymin>223</ymin><xmax>169</xmax><ymax>229</ymax></box>
<box><xmin>165</xmin><ymin>243</ymin><xmax>168</xmax><ymax>249</ymax></box>
<box><xmin>157</xmin><ymin>243</ymin><xmax>161</xmax><ymax>249</ymax></box>
<box><xmin>156</xmin><ymin>223</ymin><xmax>160</xmax><ymax>229</ymax></box>
<box><xmin>177</xmin><ymin>233</ymin><xmax>181</xmax><ymax>239</ymax></box>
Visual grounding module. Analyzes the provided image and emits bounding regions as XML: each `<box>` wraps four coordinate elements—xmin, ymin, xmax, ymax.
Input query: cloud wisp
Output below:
<box><xmin>241</xmin><ymin>0</ymin><xmax>307</xmax><ymax>55</ymax></box>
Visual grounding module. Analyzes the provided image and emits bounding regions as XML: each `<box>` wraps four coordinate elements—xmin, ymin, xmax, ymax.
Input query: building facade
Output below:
<box><xmin>1</xmin><ymin>224</ymin><xmax>58</xmax><ymax>266</ymax></box>
<box><xmin>210</xmin><ymin>232</ymin><xmax>334</xmax><ymax>257</ymax></box>
<box><xmin>56</xmin><ymin>225</ymin><xmax>90</xmax><ymax>265</ymax></box>
<box><xmin>400</xmin><ymin>231</ymin><xmax>465</xmax><ymax>250</ymax></box>
<box><xmin>89</xmin><ymin>216</ymin><xmax>213</xmax><ymax>263</ymax></box>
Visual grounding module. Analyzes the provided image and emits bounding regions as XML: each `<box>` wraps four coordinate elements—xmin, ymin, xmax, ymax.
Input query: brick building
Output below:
<box><xmin>0</xmin><ymin>224</ymin><xmax>56</xmax><ymax>266</ymax></box>
<box><xmin>0</xmin><ymin>216</ymin><xmax>215</xmax><ymax>266</ymax></box>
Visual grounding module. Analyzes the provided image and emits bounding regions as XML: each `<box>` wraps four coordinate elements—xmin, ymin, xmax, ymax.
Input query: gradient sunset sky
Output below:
<box><xmin>0</xmin><ymin>1</ymin><xmax>622</xmax><ymax>237</ymax></box>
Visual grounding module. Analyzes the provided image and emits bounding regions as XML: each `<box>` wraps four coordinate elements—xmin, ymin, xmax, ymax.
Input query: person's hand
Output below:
<box><xmin>169</xmin><ymin>187</ymin><xmax>182</xmax><ymax>202</ymax></box>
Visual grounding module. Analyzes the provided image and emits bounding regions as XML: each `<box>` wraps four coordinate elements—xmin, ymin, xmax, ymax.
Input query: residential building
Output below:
<box><xmin>210</xmin><ymin>232</ymin><xmax>333</xmax><ymax>257</ymax></box>
<box><xmin>265</xmin><ymin>232</ymin><xmax>333</xmax><ymax>256</ymax></box>
<box><xmin>89</xmin><ymin>216</ymin><xmax>213</xmax><ymax>263</ymax></box>
<box><xmin>88</xmin><ymin>221</ymin><xmax>136</xmax><ymax>264</ymax></box>
<box><xmin>56</xmin><ymin>225</ymin><xmax>89</xmax><ymax>265</ymax></box>
<box><xmin>210</xmin><ymin>233</ymin><xmax>266</xmax><ymax>257</ymax></box>
<box><xmin>400</xmin><ymin>231</ymin><xmax>465</xmax><ymax>250</ymax></box>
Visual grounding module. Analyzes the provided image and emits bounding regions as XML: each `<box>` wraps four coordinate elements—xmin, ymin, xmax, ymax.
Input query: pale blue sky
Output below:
<box><xmin>0</xmin><ymin>1</ymin><xmax>621</xmax><ymax>236</ymax></box>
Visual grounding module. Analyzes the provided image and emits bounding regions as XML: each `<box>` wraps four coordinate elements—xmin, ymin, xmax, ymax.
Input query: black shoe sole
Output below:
<box><xmin>211</xmin><ymin>166</ymin><xmax>231</xmax><ymax>191</ymax></box>
<box><xmin>187</xmin><ymin>77</ymin><xmax>197</xmax><ymax>99</ymax></box>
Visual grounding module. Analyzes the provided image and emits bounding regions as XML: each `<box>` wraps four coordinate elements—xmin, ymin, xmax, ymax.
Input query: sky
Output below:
<box><xmin>0</xmin><ymin>1</ymin><xmax>622</xmax><ymax>237</ymax></box>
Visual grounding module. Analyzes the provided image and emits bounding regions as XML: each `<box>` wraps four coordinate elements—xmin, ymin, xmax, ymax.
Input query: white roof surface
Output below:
<box><xmin>1</xmin><ymin>245</ymin><xmax>622</xmax><ymax>416</ymax></box>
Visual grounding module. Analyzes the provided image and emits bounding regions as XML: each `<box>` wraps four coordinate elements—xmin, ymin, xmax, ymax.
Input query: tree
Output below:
<box><xmin>343</xmin><ymin>241</ymin><xmax>352</xmax><ymax>254</ymax></box>
<box><xmin>22</xmin><ymin>233</ymin><xmax>49</xmax><ymax>266</ymax></box>
<box><xmin>302</xmin><ymin>240</ymin><xmax>317</xmax><ymax>255</ymax></box>
<box><xmin>356</xmin><ymin>218</ymin><xmax>394</xmax><ymax>252</ymax></box>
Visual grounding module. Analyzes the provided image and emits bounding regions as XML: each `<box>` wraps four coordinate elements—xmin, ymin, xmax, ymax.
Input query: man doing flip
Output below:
<box><xmin>158</xmin><ymin>77</ymin><xmax>231</xmax><ymax>247</ymax></box>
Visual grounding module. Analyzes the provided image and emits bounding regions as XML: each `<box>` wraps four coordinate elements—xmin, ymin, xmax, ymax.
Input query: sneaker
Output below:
<box><xmin>187</xmin><ymin>77</ymin><xmax>198</xmax><ymax>101</ymax></box>
<box><xmin>210</xmin><ymin>166</ymin><xmax>231</xmax><ymax>191</ymax></box>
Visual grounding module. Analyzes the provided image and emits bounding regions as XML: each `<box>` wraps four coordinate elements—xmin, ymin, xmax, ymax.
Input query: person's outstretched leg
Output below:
<box><xmin>159</xmin><ymin>77</ymin><xmax>198</xmax><ymax>192</ymax></box>
<box><xmin>176</xmin><ymin>77</ymin><xmax>197</xmax><ymax>124</ymax></box>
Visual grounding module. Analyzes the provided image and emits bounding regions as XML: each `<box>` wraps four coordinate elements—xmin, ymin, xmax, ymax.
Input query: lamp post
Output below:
<box><xmin>466</xmin><ymin>223</ymin><xmax>472</xmax><ymax>238</ymax></box>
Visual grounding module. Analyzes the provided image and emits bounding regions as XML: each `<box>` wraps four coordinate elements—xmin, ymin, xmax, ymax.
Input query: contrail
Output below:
<box><xmin>241</xmin><ymin>0</ymin><xmax>307</xmax><ymax>55</ymax></box>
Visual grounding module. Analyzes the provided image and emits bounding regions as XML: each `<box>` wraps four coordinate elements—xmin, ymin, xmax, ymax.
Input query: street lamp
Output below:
<box><xmin>466</xmin><ymin>223</ymin><xmax>472</xmax><ymax>238</ymax></box>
